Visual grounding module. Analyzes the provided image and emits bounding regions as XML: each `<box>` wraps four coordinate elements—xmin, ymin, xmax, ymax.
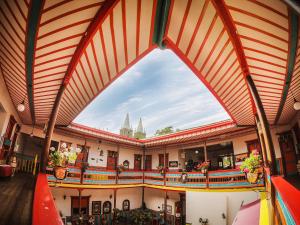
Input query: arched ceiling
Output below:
<box><xmin>0</xmin><ymin>0</ymin><xmax>299</xmax><ymax>128</ymax></box>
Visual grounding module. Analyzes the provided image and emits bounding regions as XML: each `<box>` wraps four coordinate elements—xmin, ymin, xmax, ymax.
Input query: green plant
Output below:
<box><xmin>240</xmin><ymin>151</ymin><xmax>262</xmax><ymax>173</ymax></box>
<box><xmin>48</xmin><ymin>143</ymin><xmax>74</xmax><ymax>167</ymax></box>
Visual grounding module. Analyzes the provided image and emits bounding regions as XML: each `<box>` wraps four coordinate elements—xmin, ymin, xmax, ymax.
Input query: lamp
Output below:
<box><xmin>30</xmin><ymin>125</ymin><xmax>34</xmax><ymax>137</ymax></box>
<box><xmin>17</xmin><ymin>100</ymin><xmax>25</xmax><ymax>112</ymax></box>
<box><xmin>290</xmin><ymin>88</ymin><xmax>300</xmax><ymax>110</ymax></box>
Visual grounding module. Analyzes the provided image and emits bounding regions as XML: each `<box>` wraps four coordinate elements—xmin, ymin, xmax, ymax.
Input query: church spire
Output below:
<box><xmin>120</xmin><ymin>113</ymin><xmax>133</xmax><ymax>138</ymax></box>
<box><xmin>136</xmin><ymin>118</ymin><xmax>144</xmax><ymax>133</ymax></box>
<box><xmin>122</xmin><ymin>113</ymin><xmax>131</xmax><ymax>129</ymax></box>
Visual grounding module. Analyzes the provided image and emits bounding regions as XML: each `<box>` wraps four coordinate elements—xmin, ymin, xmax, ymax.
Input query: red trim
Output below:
<box><xmin>70</xmin><ymin>74</ymin><xmax>88</xmax><ymax>103</ymax></box>
<box><xmin>74</xmin><ymin>68</ymin><xmax>92</xmax><ymax>100</ymax></box>
<box><xmin>0</xmin><ymin>21</ymin><xmax>25</xmax><ymax>54</ymax></box>
<box><xmin>32</xmin><ymin>174</ymin><xmax>64</xmax><ymax>225</ymax></box>
<box><xmin>79</xmin><ymin>59</ymin><xmax>96</xmax><ymax>96</ymax></box>
<box><xmin>34</xmin><ymin>63</ymin><xmax>69</xmax><ymax>74</ymax></box>
<box><xmin>227</xmin><ymin>6</ymin><xmax>288</xmax><ymax>32</ymax></box>
<box><xmin>247</xmin><ymin>0</ymin><xmax>288</xmax><ymax>19</ymax></box>
<box><xmin>35</xmin><ymin>44</ymin><xmax>77</xmax><ymax>60</ymax></box>
<box><xmin>213</xmin><ymin>59</ymin><xmax>239</xmax><ymax>90</ymax></box>
<box><xmin>165</xmin><ymin>37</ymin><xmax>238</xmax><ymax>124</ymax></box>
<box><xmin>121</xmin><ymin>0</ymin><xmax>128</xmax><ymax>66</ymax></box>
<box><xmin>243</xmin><ymin>47</ymin><xmax>287</xmax><ymax>61</ymax></box>
<box><xmin>185</xmin><ymin>0</ymin><xmax>209</xmax><ymax>56</ymax></box>
<box><xmin>36</xmin><ymin>33</ymin><xmax>84</xmax><ymax>51</ymax></box>
<box><xmin>42</xmin><ymin>0</ymin><xmax>73</xmax><ymax>13</ymax></box>
<box><xmin>4</xmin><ymin>0</ymin><xmax>26</xmax><ymax>34</ymax></box>
<box><xmin>99</xmin><ymin>26</ymin><xmax>112</xmax><ymax>81</ymax></box>
<box><xmin>14</xmin><ymin>0</ymin><xmax>27</xmax><ymax>22</ymax></box>
<box><xmin>38</xmin><ymin>19</ymin><xmax>91</xmax><ymax>40</ymax></box>
<box><xmin>68</xmin><ymin>83</ymin><xmax>85</xmax><ymax>106</ymax></box>
<box><xmin>212</xmin><ymin>0</ymin><xmax>257</xmax><ymax>119</ymax></box>
<box><xmin>63</xmin><ymin>0</ymin><xmax>118</xmax><ymax>85</ymax></box>
<box><xmin>192</xmin><ymin>13</ymin><xmax>218</xmax><ymax>65</ymax></box>
<box><xmin>91</xmin><ymin>38</ymin><xmax>105</xmax><ymax>88</ymax></box>
<box><xmin>249</xmin><ymin>65</ymin><xmax>285</xmax><ymax>76</ymax></box>
<box><xmin>40</xmin><ymin>3</ymin><xmax>102</xmax><ymax>27</ymax></box>
<box><xmin>208</xmin><ymin>48</ymin><xmax>235</xmax><ymax>83</ymax></box>
<box><xmin>136</xmin><ymin>0</ymin><xmax>141</xmax><ymax>56</ymax></box>
<box><xmin>200</xmin><ymin>28</ymin><xmax>226</xmax><ymax>73</ymax></box>
<box><xmin>110</xmin><ymin>12</ymin><xmax>119</xmax><ymax>73</ymax></box>
<box><xmin>239</xmin><ymin>35</ymin><xmax>287</xmax><ymax>53</ymax></box>
<box><xmin>175</xmin><ymin>0</ymin><xmax>192</xmax><ymax>46</ymax></box>
<box><xmin>34</xmin><ymin>54</ymin><xmax>72</xmax><ymax>67</ymax></box>
<box><xmin>84</xmin><ymin>50</ymin><xmax>100</xmax><ymax>92</ymax></box>
<box><xmin>0</xmin><ymin>7</ymin><xmax>25</xmax><ymax>44</ymax></box>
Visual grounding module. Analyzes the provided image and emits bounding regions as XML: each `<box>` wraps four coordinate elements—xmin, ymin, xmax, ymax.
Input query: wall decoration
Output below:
<box><xmin>92</xmin><ymin>201</ymin><xmax>101</xmax><ymax>215</ymax></box>
<box><xmin>123</xmin><ymin>160</ymin><xmax>129</xmax><ymax>169</ymax></box>
<box><xmin>122</xmin><ymin>199</ymin><xmax>130</xmax><ymax>211</ymax></box>
<box><xmin>162</xmin><ymin>204</ymin><xmax>172</xmax><ymax>215</ymax></box>
<box><xmin>169</xmin><ymin>161</ymin><xmax>179</xmax><ymax>168</ymax></box>
<box><xmin>235</xmin><ymin>153</ymin><xmax>248</xmax><ymax>163</ymax></box>
<box><xmin>103</xmin><ymin>201</ymin><xmax>112</xmax><ymax>214</ymax></box>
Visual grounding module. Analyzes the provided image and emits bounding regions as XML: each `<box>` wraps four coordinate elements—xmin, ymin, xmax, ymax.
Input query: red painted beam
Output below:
<box><xmin>211</xmin><ymin>0</ymin><xmax>257</xmax><ymax>116</ymax></box>
<box><xmin>32</xmin><ymin>173</ymin><xmax>63</xmax><ymax>225</ymax></box>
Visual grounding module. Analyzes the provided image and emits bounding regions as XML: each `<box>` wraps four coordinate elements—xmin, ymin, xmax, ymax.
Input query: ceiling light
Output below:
<box><xmin>17</xmin><ymin>100</ymin><xmax>25</xmax><ymax>112</ymax></box>
<box><xmin>294</xmin><ymin>101</ymin><xmax>300</xmax><ymax>110</ymax></box>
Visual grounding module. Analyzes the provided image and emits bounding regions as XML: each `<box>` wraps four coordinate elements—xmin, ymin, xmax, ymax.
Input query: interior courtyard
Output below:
<box><xmin>0</xmin><ymin>0</ymin><xmax>300</xmax><ymax>225</ymax></box>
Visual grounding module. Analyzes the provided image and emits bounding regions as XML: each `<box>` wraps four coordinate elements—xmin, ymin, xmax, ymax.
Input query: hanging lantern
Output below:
<box><xmin>17</xmin><ymin>100</ymin><xmax>25</xmax><ymax>112</ymax></box>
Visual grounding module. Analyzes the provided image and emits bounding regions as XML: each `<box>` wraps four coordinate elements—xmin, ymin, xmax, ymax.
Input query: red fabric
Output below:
<box><xmin>32</xmin><ymin>174</ymin><xmax>63</xmax><ymax>225</ymax></box>
<box><xmin>0</xmin><ymin>165</ymin><xmax>12</xmax><ymax>177</ymax></box>
<box><xmin>232</xmin><ymin>199</ymin><xmax>260</xmax><ymax>225</ymax></box>
<box><xmin>272</xmin><ymin>176</ymin><xmax>300</xmax><ymax>225</ymax></box>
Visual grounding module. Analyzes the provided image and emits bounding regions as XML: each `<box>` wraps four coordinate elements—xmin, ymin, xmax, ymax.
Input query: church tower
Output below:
<box><xmin>134</xmin><ymin>118</ymin><xmax>146</xmax><ymax>139</ymax></box>
<box><xmin>120</xmin><ymin>113</ymin><xmax>133</xmax><ymax>137</ymax></box>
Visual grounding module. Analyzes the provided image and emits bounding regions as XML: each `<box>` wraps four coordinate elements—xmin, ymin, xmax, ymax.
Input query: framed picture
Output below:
<box><xmin>235</xmin><ymin>153</ymin><xmax>248</xmax><ymax>163</ymax></box>
<box><xmin>169</xmin><ymin>161</ymin><xmax>179</xmax><ymax>168</ymax></box>
<box><xmin>103</xmin><ymin>201</ymin><xmax>112</xmax><ymax>214</ymax></box>
<box><xmin>122</xmin><ymin>199</ymin><xmax>130</xmax><ymax>211</ymax></box>
<box><xmin>162</xmin><ymin>204</ymin><xmax>172</xmax><ymax>215</ymax></box>
<box><xmin>92</xmin><ymin>201</ymin><xmax>101</xmax><ymax>215</ymax></box>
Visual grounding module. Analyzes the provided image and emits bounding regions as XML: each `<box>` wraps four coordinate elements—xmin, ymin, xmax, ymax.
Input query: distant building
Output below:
<box><xmin>134</xmin><ymin>118</ymin><xmax>146</xmax><ymax>139</ymax></box>
<box><xmin>120</xmin><ymin>114</ymin><xmax>146</xmax><ymax>139</ymax></box>
<box><xmin>120</xmin><ymin>113</ymin><xmax>133</xmax><ymax>138</ymax></box>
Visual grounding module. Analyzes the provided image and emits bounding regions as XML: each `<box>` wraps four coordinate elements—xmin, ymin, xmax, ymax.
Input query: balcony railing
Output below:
<box><xmin>46</xmin><ymin>167</ymin><xmax>263</xmax><ymax>189</ymax></box>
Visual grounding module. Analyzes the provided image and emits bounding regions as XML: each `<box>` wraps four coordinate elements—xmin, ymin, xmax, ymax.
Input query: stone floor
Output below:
<box><xmin>0</xmin><ymin>173</ymin><xmax>35</xmax><ymax>225</ymax></box>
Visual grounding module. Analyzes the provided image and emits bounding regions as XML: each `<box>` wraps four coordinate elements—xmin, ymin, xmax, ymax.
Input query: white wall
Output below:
<box><xmin>144</xmin><ymin>188</ymin><xmax>179</xmax><ymax>215</ymax></box>
<box><xmin>186</xmin><ymin>191</ymin><xmax>259</xmax><ymax>225</ymax></box>
<box><xmin>51</xmin><ymin>187</ymin><xmax>142</xmax><ymax>218</ymax></box>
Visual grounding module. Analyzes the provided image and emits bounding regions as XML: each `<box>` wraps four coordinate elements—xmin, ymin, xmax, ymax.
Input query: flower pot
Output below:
<box><xmin>53</xmin><ymin>166</ymin><xmax>68</xmax><ymax>180</ymax></box>
<box><xmin>246</xmin><ymin>172</ymin><xmax>259</xmax><ymax>184</ymax></box>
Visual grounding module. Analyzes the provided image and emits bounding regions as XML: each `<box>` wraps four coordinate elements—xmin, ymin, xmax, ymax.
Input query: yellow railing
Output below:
<box><xmin>15</xmin><ymin>154</ymin><xmax>39</xmax><ymax>175</ymax></box>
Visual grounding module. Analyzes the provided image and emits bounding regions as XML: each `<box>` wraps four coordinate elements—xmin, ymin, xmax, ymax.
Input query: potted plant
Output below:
<box><xmin>240</xmin><ymin>150</ymin><xmax>263</xmax><ymax>184</ymax></box>
<box><xmin>48</xmin><ymin>143</ymin><xmax>71</xmax><ymax>180</ymax></box>
<box><xmin>156</xmin><ymin>165</ymin><xmax>165</xmax><ymax>175</ymax></box>
<box><xmin>117</xmin><ymin>164</ymin><xmax>126</xmax><ymax>174</ymax></box>
<box><xmin>196</xmin><ymin>161</ymin><xmax>210</xmax><ymax>174</ymax></box>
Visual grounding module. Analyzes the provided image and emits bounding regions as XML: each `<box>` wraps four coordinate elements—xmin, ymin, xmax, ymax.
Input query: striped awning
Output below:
<box><xmin>0</xmin><ymin>0</ymin><xmax>299</xmax><ymax>127</ymax></box>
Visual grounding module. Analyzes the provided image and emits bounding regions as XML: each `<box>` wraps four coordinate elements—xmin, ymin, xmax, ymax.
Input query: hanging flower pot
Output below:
<box><xmin>246</xmin><ymin>171</ymin><xmax>259</xmax><ymax>184</ymax></box>
<box><xmin>53</xmin><ymin>166</ymin><xmax>68</xmax><ymax>180</ymax></box>
<box><xmin>180</xmin><ymin>172</ymin><xmax>188</xmax><ymax>183</ymax></box>
<box><xmin>240</xmin><ymin>151</ymin><xmax>263</xmax><ymax>184</ymax></box>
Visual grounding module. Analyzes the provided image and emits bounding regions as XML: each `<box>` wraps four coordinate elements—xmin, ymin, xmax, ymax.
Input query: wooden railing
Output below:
<box><xmin>15</xmin><ymin>153</ymin><xmax>39</xmax><ymax>175</ymax></box>
<box><xmin>46</xmin><ymin>168</ymin><xmax>263</xmax><ymax>189</ymax></box>
<box><xmin>272</xmin><ymin>176</ymin><xmax>300</xmax><ymax>225</ymax></box>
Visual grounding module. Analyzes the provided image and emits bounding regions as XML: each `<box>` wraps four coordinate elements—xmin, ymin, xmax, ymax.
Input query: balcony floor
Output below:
<box><xmin>0</xmin><ymin>173</ymin><xmax>35</xmax><ymax>225</ymax></box>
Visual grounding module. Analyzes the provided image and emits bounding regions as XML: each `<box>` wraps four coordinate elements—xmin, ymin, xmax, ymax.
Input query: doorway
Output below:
<box><xmin>279</xmin><ymin>132</ymin><xmax>298</xmax><ymax>176</ymax></box>
<box><xmin>71</xmin><ymin>196</ymin><xmax>90</xmax><ymax>216</ymax></box>
<box><xmin>134</xmin><ymin>154</ymin><xmax>142</xmax><ymax>170</ymax></box>
<box><xmin>145</xmin><ymin>155</ymin><xmax>152</xmax><ymax>171</ymax></box>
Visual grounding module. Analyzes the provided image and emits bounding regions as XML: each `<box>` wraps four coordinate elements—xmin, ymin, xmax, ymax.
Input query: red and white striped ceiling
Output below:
<box><xmin>0</xmin><ymin>0</ymin><xmax>299</xmax><ymax>128</ymax></box>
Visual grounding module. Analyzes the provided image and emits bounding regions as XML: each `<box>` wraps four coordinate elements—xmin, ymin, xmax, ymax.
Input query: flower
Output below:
<box><xmin>50</xmin><ymin>147</ymin><xmax>55</xmax><ymax>152</ymax></box>
<box><xmin>243</xmin><ymin>168</ymin><xmax>249</xmax><ymax>173</ymax></box>
<box><xmin>61</xmin><ymin>143</ymin><xmax>67</xmax><ymax>149</ymax></box>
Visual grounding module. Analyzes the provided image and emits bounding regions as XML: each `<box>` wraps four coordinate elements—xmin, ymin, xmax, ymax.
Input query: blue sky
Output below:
<box><xmin>74</xmin><ymin>49</ymin><xmax>230</xmax><ymax>137</ymax></box>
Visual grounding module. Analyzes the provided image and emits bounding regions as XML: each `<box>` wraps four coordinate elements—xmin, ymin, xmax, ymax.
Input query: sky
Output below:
<box><xmin>74</xmin><ymin>49</ymin><xmax>230</xmax><ymax>137</ymax></box>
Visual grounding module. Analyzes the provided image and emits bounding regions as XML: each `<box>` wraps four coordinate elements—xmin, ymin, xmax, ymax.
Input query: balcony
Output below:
<box><xmin>45</xmin><ymin>167</ymin><xmax>264</xmax><ymax>190</ymax></box>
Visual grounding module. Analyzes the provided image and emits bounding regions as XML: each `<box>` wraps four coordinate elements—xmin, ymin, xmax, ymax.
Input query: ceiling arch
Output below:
<box><xmin>0</xmin><ymin>0</ymin><xmax>299</xmax><ymax>128</ymax></box>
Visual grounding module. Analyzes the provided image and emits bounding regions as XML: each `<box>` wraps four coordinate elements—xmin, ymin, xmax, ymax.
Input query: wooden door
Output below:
<box><xmin>279</xmin><ymin>132</ymin><xmax>297</xmax><ymax>176</ymax></box>
<box><xmin>107</xmin><ymin>151</ymin><xmax>117</xmax><ymax>170</ymax></box>
<box><xmin>145</xmin><ymin>155</ymin><xmax>152</xmax><ymax>171</ymax></box>
<box><xmin>134</xmin><ymin>154</ymin><xmax>142</xmax><ymax>170</ymax></box>
<box><xmin>159</xmin><ymin>153</ymin><xmax>169</xmax><ymax>167</ymax></box>
<box><xmin>71</xmin><ymin>196</ymin><xmax>89</xmax><ymax>216</ymax></box>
